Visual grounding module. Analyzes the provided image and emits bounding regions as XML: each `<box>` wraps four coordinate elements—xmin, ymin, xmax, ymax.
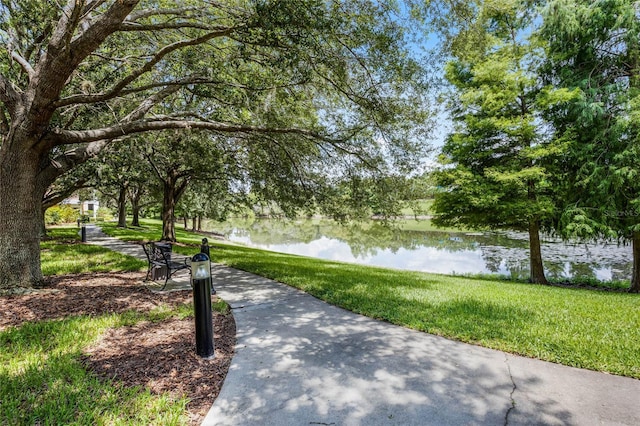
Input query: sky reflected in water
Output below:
<box><xmin>205</xmin><ymin>219</ymin><xmax>632</xmax><ymax>282</ymax></box>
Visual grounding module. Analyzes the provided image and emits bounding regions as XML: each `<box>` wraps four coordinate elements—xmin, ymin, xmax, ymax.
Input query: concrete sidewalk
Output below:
<box><xmin>86</xmin><ymin>226</ymin><xmax>640</xmax><ymax>425</ymax></box>
<box><xmin>203</xmin><ymin>267</ymin><xmax>640</xmax><ymax>426</ymax></box>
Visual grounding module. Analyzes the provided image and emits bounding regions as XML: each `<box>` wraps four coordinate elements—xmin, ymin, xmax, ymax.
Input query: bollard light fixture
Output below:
<box><xmin>191</xmin><ymin>253</ymin><xmax>211</xmax><ymax>280</ymax></box>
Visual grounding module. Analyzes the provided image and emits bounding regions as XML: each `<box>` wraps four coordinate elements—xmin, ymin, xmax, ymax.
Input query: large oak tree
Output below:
<box><xmin>0</xmin><ymin>0</ymin><xmax>430</xmax><ymax>292</ymax></box>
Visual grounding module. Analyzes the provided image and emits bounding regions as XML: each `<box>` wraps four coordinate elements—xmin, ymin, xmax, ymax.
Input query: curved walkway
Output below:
<box><xmin>85</xmin><ymin>226</ymin><xmax>640</xmax><ymax>425</ymax></box>
<box><xmin>205</xmin><ymin>267</ymin><xmax>640</xmax><ymax>426</ymax></box>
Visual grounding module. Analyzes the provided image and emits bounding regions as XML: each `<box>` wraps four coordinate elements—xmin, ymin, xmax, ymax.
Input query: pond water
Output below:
<box><xmin>202</xmin><ymin>218</ymin><xmax>633</xmax><ymax>282</ymax></box>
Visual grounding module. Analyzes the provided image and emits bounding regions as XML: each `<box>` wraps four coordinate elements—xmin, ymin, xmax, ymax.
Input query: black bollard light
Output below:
<box><xmin>191</xmin><ymin>253</ymin><xmax>214</xmax><ymax>359</ymax></box>
<box><xmin>81</xmin><ymin>224</ymin><xmax>87</xmax><ymax>242</ymax></box>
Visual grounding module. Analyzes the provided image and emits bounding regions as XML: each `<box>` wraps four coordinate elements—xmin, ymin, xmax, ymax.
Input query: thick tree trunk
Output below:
<box><xmin>161</xmin><ymin>181</ymin><xmax>177</xmax><ymax>242</ymax></box>
<box><xmin>630</xmin><ymin>231</ymin><xmax>640</xmax><ymax>293</ymax></box>
<box><xmin>0</xmin><ymin>152</ymin><xmax>47</xmax><ymax>292</ymax></box>
<box><xmin>528</xmin><ymin>220</ymin><xmax>549</xmax><ymax>285</ymax></box>
<box><xmin>197</xmin><ymin>215</ymin><xmax>203</xmax><ymax>231</ymax></box>
<box><xmin>191</xmin><ymin>217</ymin><xmax>197</xmax><ymax>231</ymax></box>
<box><xmin>117</xmin><ymin>186</ymin><xmax>127</xmax><ymax>228</ymax></box>
<box><xmin>160</xmin><ymin>172</ymin><xmax>190</xmax><ymax>242</ymax></box>
<box><xmin>131</xmin><ymin>195</ymin><xmax>140</xmax><ymax>227</ymax></box>
<box><xmin>40</xmin><ymin>206</ymin><xmax>48</xmax><ymax>239</ymax></box>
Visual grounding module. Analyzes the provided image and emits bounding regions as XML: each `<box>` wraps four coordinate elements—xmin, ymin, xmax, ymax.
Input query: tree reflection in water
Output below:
<box><xmin>202</xmin><ymin>218</ymin><xmax>633</xmax><ymax>282</ymax></box>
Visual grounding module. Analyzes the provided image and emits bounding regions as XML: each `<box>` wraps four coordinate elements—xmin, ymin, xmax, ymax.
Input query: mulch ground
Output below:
<box><xmin>0</xmin><ymin>272</ymin><xmax>236</xmax><ymax>425</ymax></box>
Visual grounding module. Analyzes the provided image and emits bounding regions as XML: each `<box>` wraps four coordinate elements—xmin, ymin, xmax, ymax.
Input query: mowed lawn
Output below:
<box><xmin>103</xmin><ymin>220</ymin><xmax>640</xmax><ymax>379</ymax></box>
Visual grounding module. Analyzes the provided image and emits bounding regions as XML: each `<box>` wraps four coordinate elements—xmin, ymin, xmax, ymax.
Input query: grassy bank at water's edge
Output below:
<box><xmin>101</xmin><ymin>219</ymin><xmax>640</xmax><ymax>379</ymax></box>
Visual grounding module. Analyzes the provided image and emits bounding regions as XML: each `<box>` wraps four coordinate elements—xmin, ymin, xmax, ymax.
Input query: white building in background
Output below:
<box><xmin>61</xmin><ymin>195</ymin><xmax>100</xmax><ymax>219</ymax></box>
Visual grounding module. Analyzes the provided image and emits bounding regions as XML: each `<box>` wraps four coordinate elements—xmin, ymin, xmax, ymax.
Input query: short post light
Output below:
<box><xmin>191</xmin><ymin>253</ymin><xmax>214</xmax><ymax>359</ymax></box>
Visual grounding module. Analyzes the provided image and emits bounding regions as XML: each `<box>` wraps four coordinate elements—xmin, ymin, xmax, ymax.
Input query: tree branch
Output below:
<box><xmin>47</xmin><ymin>0</ymin><xmax>85</xmax><ymax>52</ymax></box>
<box><xmin>9</xmin><ymin>50</ymin><xmax>35</xmax><ymax>80</ymax></box>
<box><xmin>0</xmin><ymin>74</ymin><xmax>21</xmax><ymax>116</ymax></box>
<box><xmin>53</xmin><ymin>27</ymin><xmax>239</xmax><ymax>109</ymax></box>
<box><xmin>51</xmin><ymin>119</ymin><xmax>333</xmax><ymax>145</ymax></box>
<box><xmin>43</xmin><ymin>179</ymin><xmax>91</xmax><ymax>210</ymax></box>
<box><xmin>39</xmin><ymin>140</ymin><xmax>112</xmax><ymax>186</ymax></box>
<box><xmin>55</xmin><ymin>75</ymin><xmax>209</xmax><ymax>108</ymax></box>
<box><xmin>143</xmin><ymin>145</ymin><xmax>164</xmax><ymax>182</ymax></box>
<box><xmin>175</xmin><ymin>177</ymin><xmax>192</xmax><ymax>201</ymax></box>
<box><xmin>121</xmin><ymin>84</ymin><xmax>182</xmax><ymax>122</ymax></box>
<box><xmin>23</xmin><ymin>22</ymin><xmax>53</xmax><ymax>67</ymax></box>
<box><xmin>66</xmin><ymin>0</ymin><xmax>140</xmax><ymax>63</ymax></box>
<box><xmin>102</xmin><ymin>27</ymin><xmax>239</xmax><ymax>93</ymax></box>
<box><xmin>261</xmin><ymin>133</ymin><xmax>312</xmax><ymax>192</ymax></box>
<box><xmin>127</xmin><ymin>6</ymin><xmax>208</xmax><ymax>21</ymax></box>
<box><xmin>82</xmin><ymin>0</ymin><xmax>109</xmax><ymax>15</ymax></box>
<box><xmin>126</xmin><ymin>3</ymin><xmax>242</xmax><ymax>21</ymax></box>
<box><xmin>32</xmin><ymin>0</ymin><xmax>139</xmax><ymax>111</ymax></box>
<box><xmin>118</xmin><ymin>22</ymin><xmax>228</xmax><ymax>32</ymax></box>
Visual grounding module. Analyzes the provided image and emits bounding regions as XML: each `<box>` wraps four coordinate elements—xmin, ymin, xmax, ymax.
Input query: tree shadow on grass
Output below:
<box><xmin>0</xmin><ymin>350</ymin><xmax>185</xmax><ymax>425</ymax></box>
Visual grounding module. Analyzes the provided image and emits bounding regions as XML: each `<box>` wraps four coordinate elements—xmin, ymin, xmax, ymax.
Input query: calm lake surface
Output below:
<box><xmin>202</xmin><ymin>218</ymin><xmax>633</xmax><ymax>282</ymax></box>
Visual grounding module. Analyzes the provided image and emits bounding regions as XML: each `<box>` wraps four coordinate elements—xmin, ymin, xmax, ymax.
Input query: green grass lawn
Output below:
<box><xmin>41</xmin><ymin>227</ymin><xmax>146</xmax><ymax>275</ymax></box>
<box><xmin>205</xmin><ymin>244</ymin><xmax>640</xmax><ymax>378</ymax></box>
<box><xmin>7</xmin><ymin>219</ymin><xmax>634</xmax><ymax>424</ymax></box>
<box><xmin>101</xmin><ymin>219</ymin><xmax>640</xmax><ymax>379</ymax></box>
<box><xmin>399</xmin><ymin>198</ymin><xmax>434</xmax><ymax>216</ymax></box>
<box><xmin>0</xmin><ymin>308</ymin><xmax>193</xmax><ymax>425</ymax></box>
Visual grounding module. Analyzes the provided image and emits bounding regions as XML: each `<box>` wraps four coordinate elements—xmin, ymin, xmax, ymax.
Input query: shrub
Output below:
<box><xmin>45</xmin><ymin>205</ymin><xmax>80</xmax><ymax>225</ymax></box>
<box><xmin>96</xmin><ymin>208</ymin><xmax>114</xmax><ymax>222</ymax></box>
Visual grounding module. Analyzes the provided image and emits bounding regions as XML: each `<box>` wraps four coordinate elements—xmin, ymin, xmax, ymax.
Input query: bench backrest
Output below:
<box><xmin>142</xmin><ymin>242</ymin><xmax>172</xmax><ymax>263</ymax></box>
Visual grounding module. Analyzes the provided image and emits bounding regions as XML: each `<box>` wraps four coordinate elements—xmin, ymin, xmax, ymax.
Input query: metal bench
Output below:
<box><xmin>141</xmin><ymin>242</ymin><xmax>190</xmax><ymax>290</ymax></box>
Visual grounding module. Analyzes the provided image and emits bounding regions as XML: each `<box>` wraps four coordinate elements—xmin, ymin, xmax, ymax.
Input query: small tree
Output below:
<box><xmin>94</xmin><ymin>141</ymin><xmax>150</xmax><ymax>228</ymax></box>
<box><xmin>432</xmin><ymin>0</ymin><xmax>568</xmax><ymax>284</ymax></box>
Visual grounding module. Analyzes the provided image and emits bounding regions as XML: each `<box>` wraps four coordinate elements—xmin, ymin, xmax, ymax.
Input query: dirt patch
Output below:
<box><xmin>0</xmin><ymin>272</ymin><xmax>236</xmax><ymax>425</ymax></box>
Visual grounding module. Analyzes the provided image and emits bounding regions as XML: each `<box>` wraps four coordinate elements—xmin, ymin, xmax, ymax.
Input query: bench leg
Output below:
<box><xmin>160</xmin><ymin>274</ymin><xmax>170</xmax><ymax>291</ymax></box>
<box><xmin>161</xmin><ymin>266</ymin><xmax>183</xmax><ymax>291</ymax></box>
<box><xmin>151</xmin><ymin>265</ymin><xmax>168</xmax><ymax>281</ymax></box>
